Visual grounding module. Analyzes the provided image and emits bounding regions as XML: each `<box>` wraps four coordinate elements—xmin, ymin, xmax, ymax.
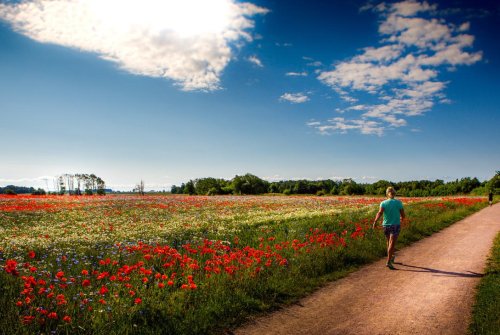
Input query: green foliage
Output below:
<box><xmin>193</xmin><ymin>178</ymin><xmax>224</xmax><ymax>195</ymax></box>
<box><xmin>231</xmin><ymin>174</ymin><xmax>269</xmax><ymax>195</ymax></box>
<box><xmin>31</xmin><ymin>188</ymin><xmax>46</xmax><ymax>195</ymax></box>
<box><xmin>0</xmin><ymin>185</ymin><xmax>34</xmax><ymax>194</ymax></box>
<box><xmin>486</xmin><ymin>171</ymin><xmax>500</xmax><ymax>194</ymax></box>
<box><xmin>168</xmin><ymin>173</ymin><xmax>497</xmax><ymax>196</ymax></box>
<box><xmin>185</xmin><ymin>181</ymin><xmax>195</xmax><ymax>195</ymax></box>
<box><xmin>339</xmin><ymin>179</ymin><xmax>364</xmax><ymax>195</ymax></box>
<box><xmin>3</xmin><ymin>188</ymin><xmax>16</xmax><ymax>195</ymax></box>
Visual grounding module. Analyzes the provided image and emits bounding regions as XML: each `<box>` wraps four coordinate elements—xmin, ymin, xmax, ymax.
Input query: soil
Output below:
<box><xmin>234</xmin><ymin>203</ymin><xmax>500</xmax><ymax>335</ymax></box>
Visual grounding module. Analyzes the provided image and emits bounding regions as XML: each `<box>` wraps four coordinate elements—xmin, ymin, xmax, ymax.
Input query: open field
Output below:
<box><xmin>0</xmin><ymin>194</ymin><xmax>487</xmax><ymax>334</ymax></box>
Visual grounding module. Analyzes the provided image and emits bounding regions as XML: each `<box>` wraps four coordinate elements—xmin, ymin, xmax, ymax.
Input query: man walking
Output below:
<box><xmin>373</xmin><ymin>187</ymin><xmax>405</xmax><ymax>269</ymax></box>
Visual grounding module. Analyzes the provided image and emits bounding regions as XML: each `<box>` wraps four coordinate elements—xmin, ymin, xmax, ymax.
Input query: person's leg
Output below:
<box><xmin>387</xmin><ymin>234</ymin><xmax>399</xmax><ymax>264</ymax></box>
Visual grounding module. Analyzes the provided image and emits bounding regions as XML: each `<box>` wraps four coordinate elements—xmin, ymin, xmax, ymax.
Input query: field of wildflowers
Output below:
<box><xmin>0</xmin><ymin>194</ymin><xmax>486</xmax><ymax>334</ymax></box>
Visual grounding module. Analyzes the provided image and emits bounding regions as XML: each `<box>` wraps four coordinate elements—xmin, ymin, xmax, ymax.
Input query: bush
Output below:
<box><xmin>316</xmin><ymin>190</ymin><xmax>326</xmax><ymax>196</ymax></box>
<box><xmin>96</xmin><ymin>189</ymin><xmax>106</xmax><ymax>195</ymax></box>
<box><xmin>85</xmin><ymin>189</ymin><xmax>93</xmax><ymax>196</ymax></box>
<box><xmin>207</xmin><ymin>187</ymin><xmax>219</xmax><ymax>196</ymax></box>
<box><xmin>31</xmin><ymin>188</ymin><xmax>46</xmax><ymax>195</ymax></box>
<box><xmin>4</xmin><ymin>189</ymin><xmax>16</xmax><ymax>195</ymax></box>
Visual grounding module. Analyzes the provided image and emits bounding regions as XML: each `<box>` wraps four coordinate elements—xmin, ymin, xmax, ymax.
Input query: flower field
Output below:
<box><xmin>0</xmin><ymin>194</ymin><xmax>486</xmax><ymax>334</ymax></box>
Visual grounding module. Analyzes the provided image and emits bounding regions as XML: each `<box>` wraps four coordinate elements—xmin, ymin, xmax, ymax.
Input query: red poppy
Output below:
<box><xmin>99</xmin><ymin>286</ymin><xmax>108</xmax><ymax>295</ymax></box>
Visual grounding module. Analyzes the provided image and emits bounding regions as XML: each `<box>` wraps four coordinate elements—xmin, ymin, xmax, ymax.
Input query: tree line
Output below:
<box><xmin>170</xmin><ymin>172</ymin><xmax>500</xmax><ymax>197</ymax></box>
<box><xmin>1</xmin><ymin>173</ymin><xmax>106</xmax><ymax>195</ymax></box>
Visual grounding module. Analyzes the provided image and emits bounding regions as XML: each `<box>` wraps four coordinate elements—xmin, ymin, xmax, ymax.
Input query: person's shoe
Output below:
<box><xmin>386</xmin><ymin>262</ymin><xmax>395</xmax><ymax>270</ymax></box>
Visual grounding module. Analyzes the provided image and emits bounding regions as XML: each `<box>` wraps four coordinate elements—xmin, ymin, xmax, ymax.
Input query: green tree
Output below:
<box><xmin>487</xmin><ymin>171</ymin><xmax>500</xmax><ymax>194</ymax></box>
<box><xmin>194</xmin><ymin>178</ymin><xmax>227</xmax><ymax>195</ymax></box>
<box><xmin>184</xmin><ymin>180</ymin><xmax>195</xmax><ymax>195</ymax></box>
<box><xmin>231</xmin><ymin>174</ymin><xmax>269</xmax><ymax>195</ymax></box>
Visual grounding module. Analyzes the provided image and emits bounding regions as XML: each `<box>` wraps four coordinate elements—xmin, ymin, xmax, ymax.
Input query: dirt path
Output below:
<box><xmin>235</xmin><ymin>204</ymin><xmax>500</xmax><ymax>335</ymax></box>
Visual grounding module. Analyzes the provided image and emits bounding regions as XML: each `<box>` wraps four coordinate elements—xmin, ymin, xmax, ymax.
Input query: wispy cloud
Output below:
<box><xmin>307</xmin><ymin>61</ymin><xmax>323</xmax><ymax>67</ymax></box>
<box><xmin>313</xmin><ymin>0</ymin><xmax>482</xmax><ymax>135</ymax></box>
<box><xmin>0</xmin><ymin>0</ymin><xmax>268</xmax><ymax>91</ymax></box>
<box><xmin>285</xmin><ymin>71</ymin><xmax>308</xmax><ymax>77</ymax></box>
<box><xmin>247</xmin><ymin>55</ymin><xmax>264</xmax><ymax>67</ymax></box>
<box><xmin>0</xmin><ymin>176</ymin><xmax>55</xmax><ymax>184</ymax></box>
<box><xmin>309</xmin><ymin>117</ymin><xmax>385</xmax><ymax>136</ymax></box>
<box><xmin>280</xmin><ymin>92</ymin><xmax>310</xmax><ymax>104</ymax></box>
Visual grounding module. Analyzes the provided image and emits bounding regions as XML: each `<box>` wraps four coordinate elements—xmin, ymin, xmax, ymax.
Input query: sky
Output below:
<box><xmin>0</xmin><ymin>0</ymin><xmax>499</xmax><ymax>191</ymax></box>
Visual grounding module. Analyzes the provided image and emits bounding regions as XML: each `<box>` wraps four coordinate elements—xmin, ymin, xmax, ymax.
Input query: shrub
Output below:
<box><xmin>31</xmin><ymin>188</ymin><xmax>46</xmax><ymax>195</ymax></box>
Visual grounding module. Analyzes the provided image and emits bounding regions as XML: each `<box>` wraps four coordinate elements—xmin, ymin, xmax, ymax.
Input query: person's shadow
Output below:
<box><xmin>391</xmin><ymin>262</ymin><xmax>483</xmax><ymax>278</ymax></box>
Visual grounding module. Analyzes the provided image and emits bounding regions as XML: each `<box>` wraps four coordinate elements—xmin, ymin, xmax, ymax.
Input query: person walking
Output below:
<box><xmin>489</xmin><ymin>191</ymin><xmax>493</xmax><ymax>207</ymax></box>
<box><xmin>372</xmin><ymin>187</ymin><xmax>405</xmax><ymax>270</ymax></box>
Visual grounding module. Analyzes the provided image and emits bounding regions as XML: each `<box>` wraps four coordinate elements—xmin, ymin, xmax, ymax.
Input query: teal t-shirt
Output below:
<box><xmin>380</xmin><ymin>198</ymin><xmax>403</xmax><ymax>226</ymax></box>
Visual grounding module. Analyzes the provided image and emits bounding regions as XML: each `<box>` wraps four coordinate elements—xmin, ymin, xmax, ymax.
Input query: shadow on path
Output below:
<box><xmin>392</xmin><ymin>263</ymin><xmax>483</xmax><ymax>278</ymax></box>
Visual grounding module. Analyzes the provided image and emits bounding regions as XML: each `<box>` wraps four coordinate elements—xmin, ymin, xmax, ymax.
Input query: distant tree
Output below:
<box><xmin>31</xmin><ymin>188</ymin><xmax>46</xmax><ymax>195</ymax></box>
<box><xmin>340</xmin><ymin>179</ymin><xmax>364</xmax><ymax>195</ymax></box>
<box><xmin>231</xmin><ymin>174</ymin><xmax>269</xmax><ymax>195</ymax></box>
<box><xmin>487</xmin><ymin>171</ymin><xmax>500</xmax><ymax>194</ymax></box>
<box><xmin>4</xmin><ymin>188</ymin><xmax>16</xmax><ymax>195</ymax></box>
<box><xmin>293</xmin><ymin>180</ymin><xmax>309</xmax><ymax>194</ymax></box>
<box><xmin>194</xmin><ymin>178</ymin><xmax>226</xmax><ymax>195</ymax></box>
<box><xmin>58</xmin><ymin>176</ymin><xmax>66</xmax><ymax>195</ymax></box>
<box><xmin>184</xmin><ymin>181</ymin><xmax>195</xmax><ymax>195</ymax></box>
<box><xmin>136</xmin><ymin>180</ymin><xmax>145</xmax><ymax>195</ymax></box>
<box><xmin>96</xmin><ymin>177</ymin><xmax>106</xmax><ymax>195</ymax></box>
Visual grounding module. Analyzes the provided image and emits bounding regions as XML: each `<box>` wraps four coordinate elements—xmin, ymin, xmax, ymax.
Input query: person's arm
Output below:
<box><xmin>373</xmin><ymin>207</ymin><xmax>384</xmax><ymax>229</ymax></box>
<box><xmin>400</xmin><ymin>208</ymin><xmax>405</xmax><ymax>221</ymax></box>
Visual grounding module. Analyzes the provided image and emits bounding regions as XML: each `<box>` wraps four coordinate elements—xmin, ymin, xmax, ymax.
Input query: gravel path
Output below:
<box><xmin>235</xmin><ymin>203</ymin><xmax>500</xmax><ymax>335</ymax></box>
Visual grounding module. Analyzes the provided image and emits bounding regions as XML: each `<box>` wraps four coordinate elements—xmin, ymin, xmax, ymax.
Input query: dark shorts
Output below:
<box><xmin>383</xmin><ymin>225</ymin><xmax>401</xmax><ymax>237</ymax></box>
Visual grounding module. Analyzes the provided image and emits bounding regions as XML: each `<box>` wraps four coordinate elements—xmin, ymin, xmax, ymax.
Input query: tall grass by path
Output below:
<box><xmin>0</xmin><ymin>197</ymin><xmax>488</xmax><ymax>334</ymax></box>
<box><xmin>469</xmin><ymin>232</ymin><xmax>500</xmax><ymax>335</ymax></box>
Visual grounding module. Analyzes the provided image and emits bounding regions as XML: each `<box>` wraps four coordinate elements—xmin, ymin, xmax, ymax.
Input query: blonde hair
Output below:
<box><xmin>386</xmin><ymin>187</ymin><xmax>396</xmax><ymax>198</ymax></box>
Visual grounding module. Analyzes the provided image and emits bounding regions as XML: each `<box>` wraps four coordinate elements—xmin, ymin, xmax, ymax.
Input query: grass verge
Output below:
<box><xmin>469</xmin><ymin>232</ymin><xmax>500</xmax><ymax>335</ymax></box>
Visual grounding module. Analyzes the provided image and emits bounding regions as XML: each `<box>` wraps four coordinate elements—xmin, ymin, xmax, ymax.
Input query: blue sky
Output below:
<box><xmin>0</xmin><ymin>0</ymin><xmax>499</xmax><ymax>191</ymax></box>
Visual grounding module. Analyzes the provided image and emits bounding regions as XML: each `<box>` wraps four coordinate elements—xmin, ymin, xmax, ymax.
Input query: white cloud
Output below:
<box><xmin>386</xmin><ymin>0</ymin><xmax>437</xmax><ymax>17</ymax></box>
<box><xmin>315</xmin><ymin>0</ymin><xmax>482</xmax><ymax>135</ymax></box>
<box><xmin>458</xmin><ymin>22</ymin><xmax>470</xmax><ymax>32</ymax></box>
<box><xmin>307</xmin><ymin>61</ymin><xmax>323</xmax><ymax>67</ymax></box>
<box><xmin>247</xmin><ymin>55</ymin><xmax>263</xmax><ymax>67</ymax></box>
<box><xmin>0</xmin><ymin>0</ymin><xmax>268</xmax><ymax>91</ymax></box>
<box><xmin>285</xmin><ymin>71</ymin><xmax>308</xmax><ymax>77</ymax></box>
<box><xmin>310</xmin><ymin>117</ymin><xmax>385</xmax><ymax>136</ymax></box>
<box><xmin>280</xmin><ymin>92</ymin><xmax>310</xmax><ymax>104</ymax></box>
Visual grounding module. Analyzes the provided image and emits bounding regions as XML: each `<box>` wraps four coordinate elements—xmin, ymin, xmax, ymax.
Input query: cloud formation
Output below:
<box><xmin>285</xmin><ymin>71</ymin><xmax>308</xmax><ymax>77</ymax></box>
<box><xmin>247</xmin><ymin>55</ymin><xmax>264</xmax><ymax>67</ymax></box>
<box><xmin>280</xmin><ymin>92</ymin><xmax>310</xmax><ymax>104</ymax></box>
<box><xmin>313</xmin><ymin>0</ymin><xmax>482</xmax><ymax>135</ymax></box>
<box><xmin>0</xmin><ymin>0</ymin><xmax>268</xmax><ymax>91</ymax></box>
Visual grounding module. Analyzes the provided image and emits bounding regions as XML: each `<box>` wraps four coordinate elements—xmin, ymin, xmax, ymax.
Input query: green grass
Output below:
<box><xmin>469</xmin><ymin>232</ymin><xmax>500</xmax><ymax>335</ymax></box>
<box><xmin>0</xmin><ymin>199</ymin><xmax>488</xmax><ymax>334</ymax></box>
